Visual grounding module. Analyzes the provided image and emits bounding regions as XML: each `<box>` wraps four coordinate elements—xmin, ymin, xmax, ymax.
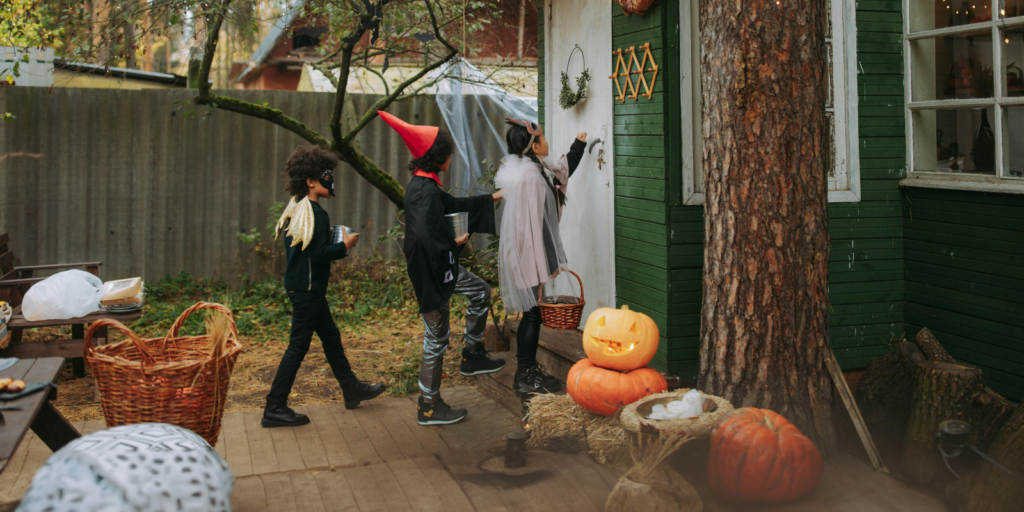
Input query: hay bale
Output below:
<box><xmin>620</xmin><ymin>389</ymin><xmax>733</xmax><ymax>439</ymax></box>
<box><xmin>524</xmin><ymin>394</ymin><xmax>631</xmax><ymax>469</ymax></box>
<box><xmin>605</xmin><ymin>469</ymin><xmax>703</xmax><ymax>512</ymax></box>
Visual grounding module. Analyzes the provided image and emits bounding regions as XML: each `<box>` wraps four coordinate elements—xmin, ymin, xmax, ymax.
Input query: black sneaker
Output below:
<box><xmin>417</xmin><ymin>397</ymin><xmax>468</xmax><ymax>426</ymax></box>
<box><xmin>341</xmin><ymin>379</ymin><xmax>387</xmax><ymax>410</ymax></box>
<box><xmin>261</xmin><ymin>402</ymin><xmax>310</xmax><ymax>428</ymax></box>
<box><xmin>460</xmin><ymin>348</ymin><xmax>506</xmax><ymax>376</ymax></box>
<box><xmin>514</xmin><ymin>363</ymin><xmax>563</xmax><ymax>398</ymax></box>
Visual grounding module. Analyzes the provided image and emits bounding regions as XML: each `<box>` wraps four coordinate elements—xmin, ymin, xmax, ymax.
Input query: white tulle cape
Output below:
<box><xmin>495</xmin><ymin>155</ymin><xmax>570</xmax><ymax>314</ymax></box>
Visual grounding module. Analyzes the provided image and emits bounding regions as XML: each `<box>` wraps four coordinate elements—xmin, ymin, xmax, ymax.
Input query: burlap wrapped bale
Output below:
<box><xmin>605</xmin><ymin>467</ymin><xmax>703</xmax><ymax>512</ymax></box>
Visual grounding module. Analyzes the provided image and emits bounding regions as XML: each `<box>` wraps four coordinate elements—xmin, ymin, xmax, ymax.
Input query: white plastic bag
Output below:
<box><xmin>22</xmin><ymin>270</ymin><xmax>104</xmax><ymax>321</ymax></box>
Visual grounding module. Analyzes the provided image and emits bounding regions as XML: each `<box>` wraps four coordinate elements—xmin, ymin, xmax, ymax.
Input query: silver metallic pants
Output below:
<box><xmin>419</xmin><ymin>266</ymin><xmax>491</xmax><ymax>403</ymax></box>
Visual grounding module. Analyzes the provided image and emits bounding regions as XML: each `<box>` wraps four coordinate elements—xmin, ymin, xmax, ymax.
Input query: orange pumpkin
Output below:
<box><xmin>566</xmin><ymin>358</ymin><xmax>667</xmax><ymax>417</ymax></box>
<box><xmin>581</xmin><ymin>305</ymin><xmax>659</xmax><ymax>371</ymax></box>
<box><xmin>708</xmin><ymin>408</ymin><xmax>824</xmax><ymax>503</ymax></box>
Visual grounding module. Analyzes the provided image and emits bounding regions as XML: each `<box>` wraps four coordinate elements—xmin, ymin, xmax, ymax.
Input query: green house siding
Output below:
<box><xmin>904</xmin><ymin>188</ymin><xmax>1024</xmax><ymax>399</ymax></box>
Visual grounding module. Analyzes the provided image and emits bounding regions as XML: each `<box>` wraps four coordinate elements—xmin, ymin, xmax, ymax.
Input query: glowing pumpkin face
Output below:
<box><xmin>582</xmin><ymin>305</ymin><xmax>659</xmax><ymax>371</ymax></box>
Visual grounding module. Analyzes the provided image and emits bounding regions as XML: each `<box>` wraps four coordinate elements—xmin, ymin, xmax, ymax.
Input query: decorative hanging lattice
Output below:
<box><xmin>609</xmin><ymin>42</ymin><xmax>659</xmax><ymax>103</ymax></box>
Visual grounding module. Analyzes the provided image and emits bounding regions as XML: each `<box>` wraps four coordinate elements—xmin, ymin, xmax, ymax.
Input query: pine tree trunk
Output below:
<box><xmin>969</xmin><ymin>387</ymin><xmax>1017</xmax><ymax>450</ymax></box>
<box><xmin>954</xmin><ymin>404</ymin><xmax>1024</xmax><ymax>512</ymax></box>
<box><xmin>903</xmin><ymin>361</ymin><xmax>984</xmax><ymax>486</ymax></box>
<box><xmin>915</xmin><ymin>327</ymin><xmax>956</xmax><ymax>363</ymax></box>
<box><xmin>697</xmin><ymin>0</ymin><xmax>835</xmax><ymax>451</ymax></box>
<box><xmin>855</xmin><ymin>342</ymin><xmax>926</xmax><ymax>467</ymax></box>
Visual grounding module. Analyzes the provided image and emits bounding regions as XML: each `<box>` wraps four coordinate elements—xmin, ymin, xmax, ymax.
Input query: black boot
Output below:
<box><xmin>514</xmin><ymin>363</ymin><xmax>563</xmax><ymax>398</ymax></box>
<box><xmin>417</xmin><ymin>397</ymin><xmax>468</xmax><ymax>426</ymax></box>
<box><xmin>459</xmin><ymin>347</ymin><xmax>506</xmax><ymax>376</ymax></box>
<box><xmin>261</xmin><ymin>401</ymin><xmax>310</xmax><ymax>428</ymax></box>
<box><xmin>341</xmin><ymin>378</ymin><xmax>387</xmax><ymax>410</ymax></box>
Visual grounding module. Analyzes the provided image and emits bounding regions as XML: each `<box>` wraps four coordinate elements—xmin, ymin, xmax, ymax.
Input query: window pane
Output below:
<box><xmin>913</xmin><ymin>107</ymin><xmax>997</xmax><ymax>174</ymax></box>
<box><xmin>1003</xmin><ymin>106</ymin><xmax>1024</xmax><ymax>177</ymax></box>
<box><xmin>1005</xmin><ymin>1</ymin><xmax>1024</xmax><ymax>19</ymax></box>
<box><xmin>910</xmin><ymin>29</ymin><xmax>994</xmax><ymax>101</ymax></box>
<box><xmin>1003</xmin><ymin>26</ymin><xmax>1024</xmax><ymax>97</ymax></box>
<box><xmin>910</xmin><ymin>0</ymin><xmax>993</xmax><ymax>32</ymax></box>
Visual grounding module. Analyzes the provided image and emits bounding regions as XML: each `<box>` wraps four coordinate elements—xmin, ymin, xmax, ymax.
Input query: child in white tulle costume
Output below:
<box><xmin>496</xmin><ymin>118</ymin><xmax>587</xmax><ymax>397</ymax></box>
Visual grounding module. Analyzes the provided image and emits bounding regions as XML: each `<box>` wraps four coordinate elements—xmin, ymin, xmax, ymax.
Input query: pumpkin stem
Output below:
<box><xmin>763</xmin><ymin>415</ymin><xmax>774</xmax><ymax>430</ymax></box>
<box><xmin>621</xmin><ymin>305</ymin><xmax>630</xmax><ymax>310</ymax></box>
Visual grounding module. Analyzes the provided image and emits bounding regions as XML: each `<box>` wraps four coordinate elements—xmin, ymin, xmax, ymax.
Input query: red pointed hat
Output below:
<box><xmin>377</xmin><ymin>110</ymin><xmax>440</xmax><ymax>159</ymax></box>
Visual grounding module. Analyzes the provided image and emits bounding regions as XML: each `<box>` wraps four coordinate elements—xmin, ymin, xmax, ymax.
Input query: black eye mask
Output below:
<box><xmin>319</xmin><ymin>169</ymin><xmax>336</xmax><ymax>197</ymax></box>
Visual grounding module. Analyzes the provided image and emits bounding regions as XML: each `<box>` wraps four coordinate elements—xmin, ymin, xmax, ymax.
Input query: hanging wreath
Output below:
<box><xmin>559</xmin><ymin>45</ymin><xmax>591</xmax><ymax>110</ymax></box>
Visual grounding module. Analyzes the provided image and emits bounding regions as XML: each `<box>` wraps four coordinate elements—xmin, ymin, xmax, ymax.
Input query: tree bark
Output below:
<box><xmin>903</xmin><ymin>361</ymin><xmax>984</xmax><ymax>486</ymax></box>
<box><xmin>954</xmin><ymin>404</ymin><xmax>1024</xmax><ymax>512</ymax></box>
<box><xmin>698</xmin><ymin>0</ymin><xmax>836</xmax><ymax>451</ymax></box>
<box><xmin>915</xmin><ymin>327</ymin><xmax>956</xmax><ymax>363</ymax></box>
<box><xmin>969</xmin><ymin>387</ymin><xmax>1017</xmax><ymax>450</ymax></box>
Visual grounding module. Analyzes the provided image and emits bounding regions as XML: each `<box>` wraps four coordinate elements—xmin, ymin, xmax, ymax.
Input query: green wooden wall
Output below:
<box><xmin>904</xmin><ymin>188</ymin><xmax>1024</xmax><ymax>399</ymax></box>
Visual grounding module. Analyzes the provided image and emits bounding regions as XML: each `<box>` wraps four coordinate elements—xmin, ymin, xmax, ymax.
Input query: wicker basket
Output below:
<box><xmin>537</xmin><ymin>269</ymin><xmax>586</xmax><ymax>330</ymax></box>
<box><xmin>84</xmin><ymin>302</ymin><xmax>242</xmax><ymax>446</ymax></box>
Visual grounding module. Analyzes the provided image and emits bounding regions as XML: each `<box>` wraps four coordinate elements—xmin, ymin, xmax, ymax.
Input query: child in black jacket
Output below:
<box><xmin>263</xmin><ymin>145</ymin><xmax>386</xmax><ymax>428</ymax></box>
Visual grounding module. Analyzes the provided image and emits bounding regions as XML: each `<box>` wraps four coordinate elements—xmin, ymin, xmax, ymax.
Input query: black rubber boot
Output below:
<box><xmin>261</xmin><ymin>401</ymin><xmax>310</xmax><ymax>428</ymax></box>
<box><xmin>514</xmin><ymin>363</ymin><xmax>563</xmax><ymax>398</ymax></box>
<box><xmin>417</xmin><ymin>397</ymin><xmax>468</xmax><ymax>426</ymax></box>
<box><xmin>341</xmin><ymin>379</ymin><xmax>387</xmax><ymax>410</ymax></box>
<box><xmin>516</xmin><ymin>307</ymin><xmax>542</xmax><ymax>365</ymax></box>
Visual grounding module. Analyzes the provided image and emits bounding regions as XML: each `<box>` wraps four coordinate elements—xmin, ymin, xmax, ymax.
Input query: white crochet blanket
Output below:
<box><xmin>17</xmin><ymin>423</ymin><xmax>234</xmax><ymax>512</ymax></box>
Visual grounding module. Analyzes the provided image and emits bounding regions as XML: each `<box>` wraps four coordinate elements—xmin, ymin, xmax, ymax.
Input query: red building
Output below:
<box><xmin>232</xmin><ymin>0</ymin><xmax>537</xmax><ymax>91</ymax></box>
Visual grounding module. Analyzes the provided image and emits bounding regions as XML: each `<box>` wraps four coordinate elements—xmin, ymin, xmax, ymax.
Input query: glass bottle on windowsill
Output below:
<box><xmin>972</xmin><ymin>109</ymin><xmax>996</xmax><ymax>174</ymax></box>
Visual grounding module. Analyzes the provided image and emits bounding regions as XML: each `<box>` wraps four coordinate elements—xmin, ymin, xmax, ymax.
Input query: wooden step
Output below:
<box><xmin>471</xmin><ymin>351</ymin><xmax>528</xmax><ymax>420</ymax></box>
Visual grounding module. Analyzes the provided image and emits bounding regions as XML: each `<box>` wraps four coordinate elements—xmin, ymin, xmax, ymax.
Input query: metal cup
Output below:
<box><xmin>445</xmin><ymin>212</ymin><xmax>469</xmax><ymax>239</ymax></box>
<box><xmin>332</xmin><ymin>225</ymin><xmax>356</xmax><ymax>244</ymax></box>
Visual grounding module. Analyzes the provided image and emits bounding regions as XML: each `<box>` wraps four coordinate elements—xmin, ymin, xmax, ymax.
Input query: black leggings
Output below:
<box><xmin>516</xmin><ymin>306</ymin><xmax>542</xmax><ymax>369</ymax></box>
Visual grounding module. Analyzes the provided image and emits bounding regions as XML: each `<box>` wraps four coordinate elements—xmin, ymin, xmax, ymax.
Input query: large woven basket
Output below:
<box><xmin>84</xmin><ymin>302</ymin><xmax>242</xmax><ymax>446</ymax></box>
<box><xmin>537</xmin><ymin>269</ymin><xmax>585</xmax><ymax>330</ymax></box>
<box><xmin>619</xmin><ymin>389</ymin><xmax>734</xmax><ymax>440</ymax></box>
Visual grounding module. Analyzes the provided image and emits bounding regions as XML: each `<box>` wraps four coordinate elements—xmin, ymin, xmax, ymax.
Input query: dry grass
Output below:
<box><xmin>524</xmin><ymin>393</ymin><xmax>631</xmax><ymax>471</ymax></box>
<box><xmin>40</xmin><ymin>316</ymin><xmax>476</xmax><ymax>422</ymax></box>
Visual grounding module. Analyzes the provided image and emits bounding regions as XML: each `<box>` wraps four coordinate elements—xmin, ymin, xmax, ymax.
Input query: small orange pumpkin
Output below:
<box><xmin>708</xmin><ymin>408</ymin><xmax>824</xmax><ymax>503</ymax></box>
<box><xmin>582</xmin><ymin>305</ymin><xmax>659</xmax><ymax>371</ymax></box>
<box><xmin>566</xmin><ymin>358</ymin><xmax>667</xmax><ymax>417</ymax></box>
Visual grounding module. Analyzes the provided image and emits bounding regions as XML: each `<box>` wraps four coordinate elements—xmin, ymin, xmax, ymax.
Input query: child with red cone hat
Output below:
<box><xmin>378</xmin><ymin>110</ymin><xmax>504</xmax><ymax>426</ymax></box>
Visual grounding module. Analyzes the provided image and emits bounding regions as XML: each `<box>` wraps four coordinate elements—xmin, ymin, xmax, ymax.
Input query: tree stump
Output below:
<box><xmin>969</xmin><ymin>387</ymin><xmax>1018</xmax><ymax>450</ymax></box>
<box><xmin>951</xmin><ymin>404</ymin><xmax>1024</xmax><ymax>512</ymax></box>
<box><xmin>903</xmin><ymin>361</ymin><xmax>984</xmax><ymax>486</ymax></box>
<box><xmin>855</xmin><ymin>342</ymin><xmax>926</xmax><ymax>466</ymax></box>
<box><xmin>915</xmin><ymin>327</ymin><xmax>956</xmax><ymax>363</ymax></box>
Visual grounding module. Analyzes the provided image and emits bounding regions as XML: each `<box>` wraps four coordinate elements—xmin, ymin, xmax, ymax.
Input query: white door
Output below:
<box><xmin>544</xmin><ymin>0</ymin><xmax>615</xmax><ymax>325</ymax></box>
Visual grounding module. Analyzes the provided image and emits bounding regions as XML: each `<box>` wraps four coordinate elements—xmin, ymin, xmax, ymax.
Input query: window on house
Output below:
<box><xmin>681</xmin><ymin>0</ymin><xmax>861</xmax><ymax>205</ymax></box>
<box><xmin>905</xmin><ymin>1</ymin><xmax>1024</xmax><ymax>190</ymax></box>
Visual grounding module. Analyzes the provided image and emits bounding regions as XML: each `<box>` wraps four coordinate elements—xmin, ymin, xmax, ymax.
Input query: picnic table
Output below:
<box><xmin>1</xmin><ymin>306</ymin><xmax>142</xmax><ymax>378</ymax></box>
<box><xmin>0</xmin><ymin>357</ymin><xmax>80</xmax><ymax>473</ymax></box>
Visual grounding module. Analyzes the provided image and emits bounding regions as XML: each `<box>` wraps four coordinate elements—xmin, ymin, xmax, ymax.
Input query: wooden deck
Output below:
<box><xmin>0</xmin><ymin>386</ymin><xmax>619</xmax><ymax>511</ymax></box>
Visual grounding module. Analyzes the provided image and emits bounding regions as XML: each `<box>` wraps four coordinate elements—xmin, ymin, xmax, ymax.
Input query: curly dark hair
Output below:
<box><xmin>285</xmin><ymin>145</ymin><xmax>339</xmax><ymax>197</ymax></box>
<box><xmin>408</xmin><ymin>129</ymin><xmax>455</xmax><ymax>174</ymax></box>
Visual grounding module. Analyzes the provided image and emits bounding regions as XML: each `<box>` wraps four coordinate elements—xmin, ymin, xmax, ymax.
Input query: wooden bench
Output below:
<box><xmin>0</xmin><ymin>232</ymin><xmax>138</xmax><ymax>378</ymax></box>
<box><xmin>0</xmin><ymin>357</ymin><xmax>80</xmax><ymax>474</ymax></box>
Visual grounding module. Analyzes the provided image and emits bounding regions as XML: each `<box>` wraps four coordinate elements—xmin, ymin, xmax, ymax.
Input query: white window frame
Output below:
<box><xmin>681</xmin><ymin>0</ymin><xmax>862</xmax><ymax>205</ymax></box>
<box><xmin>902</xmin><ymin>0</ymin><xmax>1024</xmax><ymax>194</ymax></box>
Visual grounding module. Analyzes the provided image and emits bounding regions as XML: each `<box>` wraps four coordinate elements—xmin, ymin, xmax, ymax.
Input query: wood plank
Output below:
<box><xmin>268</xmin><ymin>422</ymin><xmax>305</xmax><ymax>472</ymax></box>
<box><xmin>289</xmin><ymin>470</ymin><xmax>327</xmax><ymax>512</ymax></box>
<box><xmin>369</xmin><ymin>461</ymin><xmax>413</xmax><ymax>511</ymax></box>
<box><xmin>260</xmin><ymin>472</ymin><xmax>298</xmax><ymax>511</ymax></box>
<box><xmin>81</xmin><ymin>419</ymin><xmax>106</xmax><ymax>434</ymax></box>
<box><xmin>305</xmin><ymin>404</ymin><xmax>357</xmax><ymax>467</ymax></box>
<box><xmin>327</xmin><ymin>403</ymin><xmax>383</xmax><ymax>465</ymax></box>
<box><xmin>290</xmin><ymin>405</ymin><xmax>329</xmax><ymax>469</ymax></box>
<box><xmin>343</xmin><ymin>464</ymin><xmax>392</xmax><ymax>512</ymax></box>
<box><xmin>242</xmin><ymin>410</ymin><xmax>280</xmax><ymax>475</ymax></box>
<box><xmin>386</xmin><ymin>459</ymin><xmax>446</xmax><ymax>512</ymax></box>
<box><xmin>220</xmin><ymin>411</ymin><xmax>253</xmax><ymax>477</ymax></box>
<box><xmin>313</xmin><ymin>469</ymin><xmax>360</xmax><ymax>512</ymax></box>
<box><xmin>414</xmin><ymin>456</ymin><xmax>476</xmax><ymax>512</ymax></box>
<box><xmin>231</xmin><ymin>476</ymin><xmax>268</xmax><ymax>512</ymax></box>
<box><xmin>348</xmin><ymin>403</ymin><xmax>405</xmax><ymax>463</ymax></box>
<box><xmin>544</xmin><ymin>452</ymin><xmax>615</xmax><ymax>510</ymax></box>
<box><xmin>369</xmin><ymin>400</ymin><xmax>429</xmax><ymax>459</ymax></box>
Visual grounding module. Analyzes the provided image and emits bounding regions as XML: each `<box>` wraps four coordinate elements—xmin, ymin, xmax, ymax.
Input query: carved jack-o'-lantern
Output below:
<box><xmin>582</xmin><ymin>305</ymin><xmax>659</xmax><ymax>371</ymax></box>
